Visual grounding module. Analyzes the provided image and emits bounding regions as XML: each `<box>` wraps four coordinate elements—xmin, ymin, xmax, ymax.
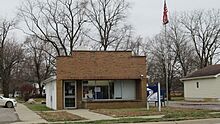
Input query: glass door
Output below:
<box><xmin>64</xmin><ymin>81</ymin><xmax>76</xmax><ymax>108</ymax></box>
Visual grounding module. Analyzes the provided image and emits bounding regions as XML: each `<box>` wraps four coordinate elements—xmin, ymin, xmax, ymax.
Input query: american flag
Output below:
<box><xmin>163</xmin><ymin>0</ymin><xmax>169</xmax><ymax>25</ymax></box>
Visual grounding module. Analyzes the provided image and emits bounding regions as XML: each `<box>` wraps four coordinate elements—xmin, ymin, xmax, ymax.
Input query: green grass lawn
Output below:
<box><xmin>92</xmin><ymin>107</ymin><xmax>213</xmax><ymax>118</ymax></box>
<box><xmin>73</xmin><ymin>107</ymin><xmax>220</xmax><ymax>124</ymax></box>
<box><xmin>24</xmin><ymin>103</ymin><xmax>86</xmax><ymax>122</ymax></box>
<box><xmin>91</xmin><ymin>107</ymin><xmax>163</xmax><ymax>117</ymax></box>
<box><xmin>73</xmin><ymin>114</ymin><xmax>220</xmax><ymax>124</ymax></box>
<box><xmin>25</xmin><ymin>103</ymin><xmax>52</xmax><ymax>111</ymax></box>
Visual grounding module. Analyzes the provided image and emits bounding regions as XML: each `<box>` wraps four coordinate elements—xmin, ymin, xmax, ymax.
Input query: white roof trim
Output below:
<box><xmin>42</xmin><ymin>76</ymin><xmax>56</xmax><ymax>84</ymax></box>
<box><xmin>180</xmin><ymin>75</ymin><xmax>217</xmax><ymax>81</ymax></box>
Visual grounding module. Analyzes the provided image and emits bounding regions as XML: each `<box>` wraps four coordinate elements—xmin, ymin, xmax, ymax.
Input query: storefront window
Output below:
<box><xmin>82</xmin><ymin>80</ymin><xmax>135</xmax><ymax>100</ymax></box>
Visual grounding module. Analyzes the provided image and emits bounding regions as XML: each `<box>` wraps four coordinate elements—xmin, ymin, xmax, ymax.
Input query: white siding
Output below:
<box><xmin>184</xmin><ymin>76</ymin><xmax>220</xmax><ymax>101</ymax></box>
<box><xmin>45</xmin><ymin>79</ymin><xmax>57</xmax><ymax>110</ymax></box>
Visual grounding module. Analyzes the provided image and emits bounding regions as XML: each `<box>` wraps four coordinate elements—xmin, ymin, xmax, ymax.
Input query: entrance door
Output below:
<box><xmin>64</xmin><ymin>81</ymin><xmax>76</xmax><ymax>108</ymax></box>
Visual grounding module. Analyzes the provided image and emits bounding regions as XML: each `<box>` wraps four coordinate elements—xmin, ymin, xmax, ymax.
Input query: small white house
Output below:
<box><xmin>43</xmin><ymin>76</ymin><xmax>57</xmax><ymax>110</ymax></box>
<box><xmin>32</xmin><ymin>83</ymin><xmax>46</xmax><ymax>96</ymax></box>
<box><xmin>181</xmin><ymin>64</ymin><xmax>220</xmax><ymax>102</ymax></box>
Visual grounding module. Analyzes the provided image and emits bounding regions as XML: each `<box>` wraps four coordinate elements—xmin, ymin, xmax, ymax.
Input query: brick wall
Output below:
<box><xmin>56</xmin><ymin>51</ymin><xmax>147</xmax><ymax>110</ymax></box>
<box><xmin>56</xmin><ymin>79</ymin><xmax>63</xmax><ymax>109</ymax></box>
<box><xmin>56</xmin><ymin>51</ymin><xmax>146</xmax><ymax>80</ymax></box>
<box><xmin>84</xmin><ymin>100</ymin><xmax>146</xmax><ymax>109</ymax></box>
<box><xmin>76</xmin><ymin>81</ymin><xmax>83</xmax><ymax>108</ymax></box>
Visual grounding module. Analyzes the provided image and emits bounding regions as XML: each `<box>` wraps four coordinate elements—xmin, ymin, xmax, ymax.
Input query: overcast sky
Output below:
<box><xmin>0</xmin><ymin>0</ymin><xmax>220</xmax><ymax>40</ymax></box>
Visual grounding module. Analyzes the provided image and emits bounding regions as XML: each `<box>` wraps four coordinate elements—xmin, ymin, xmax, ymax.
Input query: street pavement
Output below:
<box><xmin>0</xmin><ymin>106</ymin><xmax>19</xmax><ymax>124</ymax></box>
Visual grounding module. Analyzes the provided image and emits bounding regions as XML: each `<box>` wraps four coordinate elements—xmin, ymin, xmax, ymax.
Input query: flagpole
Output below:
<box><xmin>163</xmin><ymin>0</ymin><xmax>169</xmax><ymax>106</ymax></box>
<box><xmin>165</xmin><ymin>24</ymin><xmax>169</xmax><ymax>106</ymax></box>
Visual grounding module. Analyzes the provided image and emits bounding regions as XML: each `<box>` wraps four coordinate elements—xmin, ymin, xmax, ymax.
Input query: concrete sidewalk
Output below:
<box><xmin>66</xmin><ymin>109</ymin><xmax>115</xmax><ymax>121</ymax></box>
<box><xmin>13</xmin><ymin>103</ymin><xmax>47</xmax><ymax>124</ymax></box>
<box><xmin>129</xmin><ymin>118</ymin><xmax>220</xmax><ymax>124</ymax></box>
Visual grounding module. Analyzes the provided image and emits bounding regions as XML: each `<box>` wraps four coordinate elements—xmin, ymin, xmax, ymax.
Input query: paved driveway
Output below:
<box><xmin>0</xmin><ymin>106</ymin><xmax>19</xmax><ymax>124</ymax></box>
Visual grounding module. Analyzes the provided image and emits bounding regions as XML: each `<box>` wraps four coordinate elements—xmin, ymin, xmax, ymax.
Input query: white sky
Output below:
<box><xmin>0</xmin><ymin>0</ymin><xmax>220</xmax><ymax>41</ymax></box>
<box><xmin>127</xmin><ymin>0</ymin><xmax>220</xmax><ymax>37</ymax></box>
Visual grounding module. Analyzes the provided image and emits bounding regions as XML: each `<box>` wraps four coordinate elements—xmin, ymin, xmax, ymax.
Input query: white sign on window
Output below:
<box><xmin>68</xmin><ymin>90</ymin><xmax>73</xmax><ymax>94</ymax></box>
<box><xmin>94</xmin><ymin>87</ymin><xmax>101</xmax><ymax>92</ymax></box>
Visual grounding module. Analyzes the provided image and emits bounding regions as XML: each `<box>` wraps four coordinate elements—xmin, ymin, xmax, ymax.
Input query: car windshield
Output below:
<box><xmin>0</xmin><ymin>96</ymin><xmax>6</xmax><ymax>98</ymax></box>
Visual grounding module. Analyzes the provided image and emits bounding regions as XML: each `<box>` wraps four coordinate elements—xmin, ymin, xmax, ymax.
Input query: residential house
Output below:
<box><xmin>181</xmin><ymin>64</ymin><xmax>220</xmax><ymax>101</ymax></box>
<box><xmin>32</xmin><ymin>83</ymin><xmax>46</xmax><ymax>96</ymax></box>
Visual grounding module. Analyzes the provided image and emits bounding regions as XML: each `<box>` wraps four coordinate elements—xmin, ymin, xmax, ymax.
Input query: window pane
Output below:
<box><xmin>114</xmin><ymin>80</ymin><xmax>122</xmax><ymax>99</ymax></box>
<box><xmin>82</xmin><ymin>80</ymin><xmax>136</xmax><ymax>100</ymax></box>
<box><xmin>65</xmin><ymin>98</ymin><xmax>75</xmax><ymax>107</ymax></box>
<box><xmin>196</xmin><ymin>82</ymin><xmax>199</xmax><ymax>88</ymax></box>
<box><xmin>83</xmin><ymin>81</ymin><xmax>95</xmax><ymax>99</ymax></box>
<box><xmin>65</xmin><ymin>82</ymin><xmax>75</xmax><ymax>96</ymax></box>
<box><xmin>122</xmin><ymin>80</ymin><xmax>136</xmax><ymax>100</ymax></box>
<box><xmin>109</xmin><ymin>81</ymin><xmax>114</xmax><ymax>99</ymax></box>
<box><xmin>95</xmin><ymin>80</ymin><xmax>109</xmax><ymax>99</ymax></box>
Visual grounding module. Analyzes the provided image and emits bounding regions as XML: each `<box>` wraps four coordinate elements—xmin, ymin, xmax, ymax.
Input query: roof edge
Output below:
<box><xmin>72</xmin><ymin>50</ymin><xmax>132</xmax><ymax>52</ymax></box>
<box><xmin>180</xmin><ymin>74</ymin><xmax>218</xmax><ymax>81</ymax></box>
<box><xmin>42</xmin><ymin>76</ymin><xmax>56</xmax><ymax>84</ymax></box>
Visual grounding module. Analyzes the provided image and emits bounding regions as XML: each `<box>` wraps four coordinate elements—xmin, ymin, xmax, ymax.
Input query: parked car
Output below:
<box><xmin>0</xmin><ymin>96</ymin><xmax>17</xmax><ymax>108</ymax></box>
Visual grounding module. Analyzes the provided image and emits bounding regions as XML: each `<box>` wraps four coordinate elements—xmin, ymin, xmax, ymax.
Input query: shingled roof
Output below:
<box><xmin>185</xmin><ymin>64</ymin><xmax>220</xmax><ymax>79</ymax></box>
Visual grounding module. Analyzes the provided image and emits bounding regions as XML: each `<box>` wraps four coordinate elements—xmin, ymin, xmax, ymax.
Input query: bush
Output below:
<box><xmin>20</xmin><ymin>83</ymin><xmax>35</xmax><ymax>101</ymax></box>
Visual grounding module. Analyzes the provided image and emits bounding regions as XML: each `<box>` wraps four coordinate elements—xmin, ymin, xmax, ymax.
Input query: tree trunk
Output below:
<box><xmin>3</xmin><ymin>79</ymin><xmax>9</xmax><ymax>97</ymax></box>
<box><xmin>168</xmin><ymin>82</ymin><xmax>171</xmax><ymax>100</ymax></box>
<box><xmin>12</xmin><ymin>89</ymin><xmax>15</xmax><ymax>98</ymax></box>
<box><xmin>39</xmin><ymin>86</ymin><xmax>43</xmax><ymax>97</ymax></box>
<box><xmin>103</xmin><ymin>45</ymin><xmax>108</xmax><ymax>51</ymax></box>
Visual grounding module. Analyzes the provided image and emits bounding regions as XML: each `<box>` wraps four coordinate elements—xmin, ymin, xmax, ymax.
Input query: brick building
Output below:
<box><xmin>45</xmin><ymin>51</ymin><xmax>147</xmax><ymax>110</ymax></box>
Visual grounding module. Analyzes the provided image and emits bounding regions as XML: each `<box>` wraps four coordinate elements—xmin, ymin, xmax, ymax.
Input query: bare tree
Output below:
<box><xmin>0</xmin><ymin>41</ymin><xmax>24</xmax><ymax>97</ymax></box>
<box><xmin>18</xmin><ymin>0</ymin><xmax>87</xmax><ymax>56</ymax></box>
<box><xmin>24</xmin><ymin>36</ymin><xmax>55</xmax><ymax>96</ymax></box>
<box><xmin>0</xmin><ymin>19</ymin><xmax>18</xmax><ymax>97</ymax></box>
<box><xmin>180</xmin><ymin>10</ymin><xmax>220</xmax><ymax>68</ymax></box>
<box><xmin>147</xmin><ymin>32</ymin><xmax>181</xmax><ymax>99</ymax></box>
<box><xmin>85</xmin><ymin>0</ymin><xmax>130</xmax><ymax>51</ymax></box>
<box><xmin>0</xmin><ymin>19</ymin><xmax>15</xmax><ymax>49</ymax></box>
<box><xmin>168</xmin><ymin>15</ymin><xmax>197</xmax><ymax>76</ymax></box>
<box><xmin>146</xmin><ymin>10</ymin><xmax>220</xmax><ymax>98</ymax></box>
<box><xmin>111</xmin><ymin>25</ymin><xmax>133</xmax><ymax>51</ymax></box>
